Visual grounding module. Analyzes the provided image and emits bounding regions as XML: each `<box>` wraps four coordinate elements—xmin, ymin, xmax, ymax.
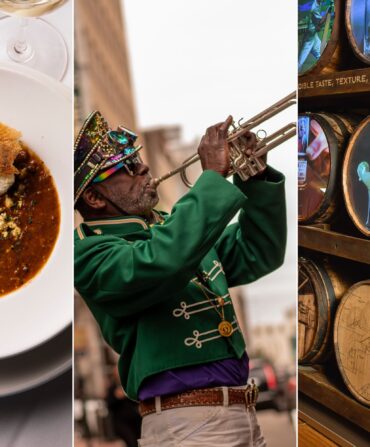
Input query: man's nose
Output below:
<box><xmin>135</xmin><ymin>162</ymin><xmax>149</xmax><ymax>176</ymax></box>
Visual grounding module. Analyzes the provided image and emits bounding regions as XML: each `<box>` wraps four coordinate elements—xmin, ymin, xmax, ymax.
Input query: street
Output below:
<box><xmin>258</xmin><ymin>409</ymin><xmax>296</xmax><ymax>447</ymax></box>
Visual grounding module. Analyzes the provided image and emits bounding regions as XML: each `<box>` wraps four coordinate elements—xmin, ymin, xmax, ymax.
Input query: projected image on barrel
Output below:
<box><xmin>343</xmin><ymin>118</ymin><xmax>370</xmax><ymax>236</ymax></box>
<box><xmin>298</xmin><ymin>263</ymin><xmax>318</xmax><ymax>362</ymax></box>
<box><xmin>347</xmin><ymin>0</ymin><xmax>370</xmax><ymax>63</ymax></box>
<box><xmin>298</xmin><ymin>115</ymin><xmax>331</xmax><ymax>223</ymax></box>
<box><xmin>298</xmin><ymin>0</ymin><xmax>335</xmax><ymax>75</ymax></box>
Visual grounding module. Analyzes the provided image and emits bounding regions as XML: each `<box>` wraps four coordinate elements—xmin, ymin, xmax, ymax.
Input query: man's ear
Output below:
<box><xmin>82</xmin><ymin>186</ymin><xmax>106</xmax><ymax>210</ymax></box>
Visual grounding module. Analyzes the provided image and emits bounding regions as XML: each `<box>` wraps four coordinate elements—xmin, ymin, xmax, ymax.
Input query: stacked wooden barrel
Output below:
<box><xmin>298</xmin><ymin>257</ymin><xmax>350</xmax><ymax>364</ymax></box>
<box><xmin>298</xmin><ymin>1</ymin><xmax>370</xmax><ymax>441</ymax></box>
<box><xmin>298</xmin><ymin>112</ymin><xmax>360</xmax><ymax>224</ymax></box>
<box><xmin>298</xmin><ymin>113</ymin><xmax>370</xmax><ymax>407</ymax></box>
<box><xmin>298</xmin><ymin>257</ymin><xmax>370</xmax><ymax>406</ymax></box>
<box><xmin>334</xmin><ymin>281</ymin><xmax>370</xmax><ymax>406</ymax></box>
<box><xmin>297</xmin><ymin>112</ymin><xmax>370</xmax><ymax>406</ymax></box>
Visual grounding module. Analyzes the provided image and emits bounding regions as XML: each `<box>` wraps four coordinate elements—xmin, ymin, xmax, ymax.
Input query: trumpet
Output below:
<box><xmin>154</xmin><ymin>91</ymin><xmax>296</xmax><ymax>188</ymax></box>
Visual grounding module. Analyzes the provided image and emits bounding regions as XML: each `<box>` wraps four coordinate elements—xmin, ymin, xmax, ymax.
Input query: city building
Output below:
<box><xmin>74</xmin><ymin>0</ymin><xmax>137</xmax><ymax>131</ymax></box>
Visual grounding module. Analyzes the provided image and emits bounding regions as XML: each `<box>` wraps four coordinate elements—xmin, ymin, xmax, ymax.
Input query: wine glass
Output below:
<box><xmin>0</xmin><ymin>0</ymin><xmax>68</xmax><ymax>80</ymax></box>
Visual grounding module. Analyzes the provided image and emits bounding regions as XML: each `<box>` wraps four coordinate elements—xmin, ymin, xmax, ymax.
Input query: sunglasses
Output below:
<box><xmin>92</xmin><ymin>127</ymin><xmax>144</xmax><ymax>184</ymax></box>
<box><xmin>92</xmin><ymin>151</ymin><xmax>144</xmax><ymax>184</ymax></box>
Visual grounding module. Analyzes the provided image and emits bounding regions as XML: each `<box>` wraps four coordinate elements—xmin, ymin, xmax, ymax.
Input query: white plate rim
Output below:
<box><xmin>0</xmin><ymin>62</ymin><xmax>73</xmax><ymax>358</ymax></box>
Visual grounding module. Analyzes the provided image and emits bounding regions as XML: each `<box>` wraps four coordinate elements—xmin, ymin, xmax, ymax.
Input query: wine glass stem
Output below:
<box><xmin>14</xmin><ymin>19</ymin><xmax>28</xmax><ymax>53</ymax></box>
<box><xmin>7</xmin><ymin>18</ymin><xmax>34</xmax><ymax>63</ymax></box>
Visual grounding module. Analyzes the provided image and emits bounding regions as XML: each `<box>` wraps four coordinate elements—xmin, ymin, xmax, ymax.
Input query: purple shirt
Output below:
<box><xmin>138</xmin><ymin>353</ymin><xmax>249</xmax><ymax>400</ymax></box>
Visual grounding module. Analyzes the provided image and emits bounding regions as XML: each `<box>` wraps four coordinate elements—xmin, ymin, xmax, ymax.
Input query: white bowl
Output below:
<box><xmin>0</xmin><ymin>62</ymin><xmax>72</xmax><ymax>358</ymax></box>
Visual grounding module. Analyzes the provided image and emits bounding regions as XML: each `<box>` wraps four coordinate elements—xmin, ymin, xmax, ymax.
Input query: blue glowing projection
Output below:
<box><xmin>298</xmin><ymin>0</ymin><xmax>335</xmax><ymax>75</ymax></box>
<box><xmin>349</xmin><ymin>0</ymin><xmax>370</xmax><ymax>61</ymax></box>
<box><xmin>344</xmin><ymin>120</ymin><xmax>370</xmax><ymax>234</ymax></box>
<box><xmin>357</xmin><ymin>162</ymin><xmax>370</xmax><ymax>227</ymax></box>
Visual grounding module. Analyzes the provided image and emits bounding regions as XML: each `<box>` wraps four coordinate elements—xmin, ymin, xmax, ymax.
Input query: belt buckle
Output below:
<box><xmin>245</xmin><ymin>379</ymin><xmax>259</xmax><ymax>409</ymax></box>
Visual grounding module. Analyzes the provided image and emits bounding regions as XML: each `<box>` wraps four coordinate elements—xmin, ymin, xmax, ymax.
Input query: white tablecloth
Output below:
<box><xmin>0</xmin><ymin>372</ymin><xmax>72</xmax><ymax>447</ymax></box>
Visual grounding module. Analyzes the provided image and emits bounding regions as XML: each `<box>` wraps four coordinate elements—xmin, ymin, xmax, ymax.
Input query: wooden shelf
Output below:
<box><xmin>299</xmin><ymin>366</ymin><xmax>370</xmax><ymax>433</ymax></box>
<box><xmin>298</xmin><ymin>226</ymin><xmax>370</xmax><ymax>265</ymax></box>
<box><xmin>299</xmin><ymin>394</ymin><xmax>370</xmax><ymax>446</ymax></box>
<box><xmin>298</xmin><ymin>67</ymin><xmax>370</xmax><ymax>98</ymax></box>
<box><xmin>298</xmin><ymin>417</ymin><xmax>339</xmax><ymax>447</ymax></box>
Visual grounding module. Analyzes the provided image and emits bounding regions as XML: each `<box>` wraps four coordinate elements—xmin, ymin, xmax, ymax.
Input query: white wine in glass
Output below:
<box><xmin>0</xmin><ymin>0</ymin><xmax>66</xmax><ymax>16</ymax></box>
<box><xmin>0</xmin><ymin>0</ymin><xmax>69</xmax><ymax>80</ymax></box>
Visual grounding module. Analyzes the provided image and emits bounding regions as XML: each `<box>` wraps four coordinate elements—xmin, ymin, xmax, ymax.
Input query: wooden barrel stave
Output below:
<box><xmin>334</xmin><ymin>280</ymin><xmax>370</xmax><ymax>406</ymax></box>
<box><xmin>298</xmin><ymin>257</ymin><xmax>346</xmax><ymax>364</ymax></box>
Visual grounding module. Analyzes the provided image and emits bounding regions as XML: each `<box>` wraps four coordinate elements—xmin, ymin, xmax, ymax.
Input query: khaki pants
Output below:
<box><xmin>138</xmin><ymin>400</ymin><xmax>266</xmax><ymax>447</ymax></box>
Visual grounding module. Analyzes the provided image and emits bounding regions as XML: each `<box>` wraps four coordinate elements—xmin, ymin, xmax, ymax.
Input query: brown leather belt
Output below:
<box><xmin>139</xmin><ymin>383</ymin><xmax>259</xmax><ymax>417</ymax></box>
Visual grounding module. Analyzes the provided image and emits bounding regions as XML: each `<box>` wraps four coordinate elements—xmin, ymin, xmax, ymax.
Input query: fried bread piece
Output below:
<box><xmin>0</xmin><ymin>123</ymin><xmax>22</xmax><ymax>195</ymax></box>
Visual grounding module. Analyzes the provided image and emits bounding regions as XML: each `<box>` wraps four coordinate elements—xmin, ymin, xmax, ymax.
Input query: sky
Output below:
<box><xmin>122</xmin><ymin>0</ymin><xmax>297</xmax><ymax>325</ymax></box>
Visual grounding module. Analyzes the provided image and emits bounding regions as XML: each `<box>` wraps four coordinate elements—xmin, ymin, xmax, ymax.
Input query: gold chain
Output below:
<box><xmin>192</xmin><ymin>275</ymin><xmax>234</xmax><ymax>338</ymax></box>
<box><xmin>192</xmin><ymin>278</ymin><xmax>225</xmax><ymax>320</ymax></box>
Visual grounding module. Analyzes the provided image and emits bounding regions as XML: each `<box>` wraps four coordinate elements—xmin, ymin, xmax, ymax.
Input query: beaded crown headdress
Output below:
<box><xmin>74</xmin><ymin>111</ymin><xmax>142</xmax><ymax>205</ymax></box>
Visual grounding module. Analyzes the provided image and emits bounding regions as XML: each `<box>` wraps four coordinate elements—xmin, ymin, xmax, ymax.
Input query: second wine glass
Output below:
<box><xmin>0</xmin><ymin>0</ymin><xmax>68</xmax><ymax>80</ymax></box>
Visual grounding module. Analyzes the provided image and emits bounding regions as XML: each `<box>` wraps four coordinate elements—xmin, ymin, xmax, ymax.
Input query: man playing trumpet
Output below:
<box><xmin>74</xmin><ymin>111</ymin><xmax>287</xmax><ymax>446</ymax></box>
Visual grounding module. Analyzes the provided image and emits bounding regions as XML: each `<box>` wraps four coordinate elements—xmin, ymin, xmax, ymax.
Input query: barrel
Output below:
<box><xmin>342</xmin><ymin>116</ymin><xmax>370</xmax><ymax>237</ymax></box>
<box><xmin>298</xmin><ymin>257</ymin><xmax>350</xmax><ymax>364</ymax></box>
<box><xmin>298</xmin><ymin>112</ymin><xmax>358</xmax><ymax>224</ymax></box>
<box><xmin>345</xmin><ymin>0</ymin><xmax>370</xmax><ymax>64</ymax></box>
<box><xmin>298</xmin><ymin>0</ymin><xmax>340</xmax><ymax>76</ymax></box>
<box><xmin>334</xmin><ymin>280</ymin><xmax>370</xmax><ymax>406</ymax></box>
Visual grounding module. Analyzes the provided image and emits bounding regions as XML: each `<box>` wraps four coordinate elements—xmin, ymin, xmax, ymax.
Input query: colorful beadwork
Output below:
<box><xmin>74</xmin><ymin>111</ymin><xmax>142</xmax><ymax>204</ymax></box>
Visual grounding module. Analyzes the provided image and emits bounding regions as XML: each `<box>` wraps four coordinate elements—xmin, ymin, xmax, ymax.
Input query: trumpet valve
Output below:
<box><xmin>247</xmin><ymin>155</ymin><xmax>266</xmax><ymax>177</ymax></box>
<box><xmin>231</xmin><ymin>152</ymin><xmax>266</xmax><ymax>181</ymax></box>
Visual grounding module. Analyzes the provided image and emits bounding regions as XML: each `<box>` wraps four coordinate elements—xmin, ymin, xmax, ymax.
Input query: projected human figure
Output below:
<box><xmin>298</xmin><ymin>116</ymin><xmax>310</xmax><ymax>153</ymax></box>
<box><xmin>357</xmin><ymin>161</ymin><xmax>370</xmax><ymax>228</ymax></box>
<box><xmin>298</xmin><ymin>0</ymin><xmax>333</xmax><ymax>72</ymax></box>
<box><xmin>365</xmin><ymin>0</ymin><xmax>370</xmax><ymax>57</ymax></box>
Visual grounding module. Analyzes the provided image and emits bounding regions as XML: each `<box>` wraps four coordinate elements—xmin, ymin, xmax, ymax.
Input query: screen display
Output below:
<box><xmin>298</xmin><ymin>115</ymin><xmax>331</xmax><ymax>222</ymax></box>
<box><xmin>349</xmin><ymin>0</ymin><xmax>370</xmax><ymax>62</ymax></box>
<box><xmin>298</xmin><ymin>0</ymin><xmax>335</xmax><ymax>75</ymax></box>
<box><xmin>344</xmin><ymin>120</ymin><xmax>370</xmax><ymax>235</ymax></box>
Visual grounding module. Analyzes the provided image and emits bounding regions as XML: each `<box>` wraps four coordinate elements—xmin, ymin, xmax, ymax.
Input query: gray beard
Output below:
<box><xmin>109</xmin><ymin>188</ymin><xmax>159</xmax><ymax>216</ymax></box>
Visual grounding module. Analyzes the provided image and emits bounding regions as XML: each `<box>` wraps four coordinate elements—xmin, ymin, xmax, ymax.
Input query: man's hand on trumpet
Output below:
<box><xmin>197</xmin><ymin>115</ymin><xmax>233</xmax><ymax>177</ymax></box>
<box><xmin>242</xmin><ymin>130</ymin><xmax>267</xmax><ymax>170</ymax></box>
<box><xmin>197</xmin><ymin>115</ymin><xmax>267</xmax><ymax>179</ymax></box>
<box><xmin>243</xmin><ymin>130</ymin><xmax>269</xmax><ymax>176</ymax></box>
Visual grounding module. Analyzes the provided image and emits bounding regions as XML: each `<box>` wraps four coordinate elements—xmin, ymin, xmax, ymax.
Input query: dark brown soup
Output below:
<box><xmin>0</xmin><ymin>143</ymin><xmax>60</xmax><ymax>296</ymax></box>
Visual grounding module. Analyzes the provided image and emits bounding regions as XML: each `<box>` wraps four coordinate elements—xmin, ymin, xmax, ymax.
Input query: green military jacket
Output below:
<box><xmin>75</xmin><ymin>167</ymin><xmax>287</xmax><ymax>401</ymax></box>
